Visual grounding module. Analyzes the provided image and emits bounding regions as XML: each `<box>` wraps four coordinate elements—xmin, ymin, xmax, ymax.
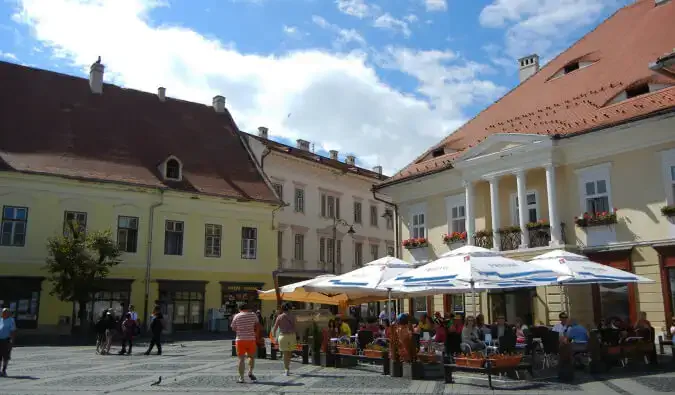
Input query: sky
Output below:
<box><xmin>0</xmin><ymin>0</ymin><xmax>632</xmax><ymax>175</ymax></box>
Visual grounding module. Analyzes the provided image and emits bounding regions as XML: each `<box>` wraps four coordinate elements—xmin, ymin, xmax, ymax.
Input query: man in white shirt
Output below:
<box><xmin>552</xmin><ymin>312</ymin><xmax>569</xmax><ymax>336</ymax></box>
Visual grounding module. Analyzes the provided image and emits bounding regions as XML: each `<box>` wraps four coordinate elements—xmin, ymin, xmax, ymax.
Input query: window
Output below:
<box><xmin>445</xmin><ymin>194</ymin><xmax>466</xmax><ymax>234</ymax></box>
<box><xmin>662</xmin><ymin>149</ymin><xmax>675</xmax><ymax>205</ymax></box>
<box><xmin>327</xmin><ymin>238</ymin><xmax>335</xmax><ymax>264</ymax></box>
<box><xmin>63</xmin><ymin>211</ymin><xmax>87</xmax><ymax>236</ymax></box>
<box><xmin>117</xmin><ymin>216</ymin><xmax>138</xmax><ymax>253</ymax></box>
<box><xmin>277</xmin><ymin>231</ymin><xmax>283</xmax><ymax>258</ymax></box>
<box><xmin>1</xmin><ymin>206</ymin><xmax>28</xmax><ymax>246</ymax></box>
<box><xmin>165</xmin><ymin>158</ymin><xmax>181</xmax><ymax>180</ymax></box>
<box><xmin>410</xmin><ymin>206</ymin><xmax>426</xmax><ymax>239</ymax></box>
<box><xmin>294</xmin><ymin>234</ymin><xmax>304</xmax><ymax>261</ymax></box>
<box><xmin>387</xmin><ymin>245</ymin><xmax>395</xmax><ymax>257</ymax></box>
<box><xmin>319</xmin><ymin>238</ymin><xmax>326</xmax><ymax>262</ymax></box>
<box><xmin>625</xmin><ymin>83</ymin><xmax>650</xmax><ymax>99</ymax></box>
<box><xmin>241</xmin><ymin>227</ymin><xmax>257</xmax><ymax>259</ymax></box>
<box><xmin>354</xmin><ymin>242</ymin><xmax>363</xmax><ymax>267</ymax></box>
<box><xmin>576</xmin><ymin>163</ymin><xmax>612</xmax><ymax>217</ymax></box>
<box><xmin>319</xmin><ymin>237</ymin><xmax>337</xmax><ymax>264</ymax></box>
<box><xmin>272</xmin><ymin>183</ymin><xmax>284</xmax><ymax>202</ymax></box>
<box><xmin>563</xmin><ymin>62</ymin><xmax>580</xmax><ymax>74</ymax></box>
<box><xmin>321</xmin><ymin>193</ymin><xmax>340</xmax><ymax>219</ymax></box>
<box><xmin>385</xmin><ymin>208</ymin><xmax>394</xmax><ymax>230</ymax></box>
<box><xmin>370</xmin><ymin>205</ymin><xmax>378</xmax><ymax>227</ymax></box>
<box><xmin>294</xmin><ymin>188</ymin><xmax>305</xmax><ymax>213</ymax></box>
<box><xmin>354</xmin><ymin>201</ymin><xmax>362</xmax><ymax>224</ymax></box>
<box><xmin>164</xmin><ymin>220</ymin><xmax>184</xmax><ymax>255</ymax></box>
<box><xmin>370</xmin><ymin>244</ymin><xmax>379</xmax><ymax>261</ymax></box>
<box><xmin>512</xmin><ymin>191</ymin><xmax>539</xmax><ymax>225</ymax></box>
<box><xmin>204</xmin><ymin>224</ymin><xmax>222</xmax><ymax>257</ymax></box>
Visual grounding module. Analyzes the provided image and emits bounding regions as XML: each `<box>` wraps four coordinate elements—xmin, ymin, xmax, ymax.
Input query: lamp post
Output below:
<box><xmin>332</xmin><ymin>218</ymin><xmax>355</xmax><ymax>274</ymax></box>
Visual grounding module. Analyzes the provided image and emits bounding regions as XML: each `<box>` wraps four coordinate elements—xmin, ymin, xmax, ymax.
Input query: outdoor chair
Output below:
<box><xmin>540</xmin><ymin>330</ymin><xmax>560</xmax><ymax>369</ymax></box>
<box><xmin>357</xmin><ymin>330</ymin><xmax>374</xmax><ymax>352</ymax></box>
<box><xmin>499</xmin><ymin>331</ymin><xmax>517</xmax><ymax>354</ymax></box>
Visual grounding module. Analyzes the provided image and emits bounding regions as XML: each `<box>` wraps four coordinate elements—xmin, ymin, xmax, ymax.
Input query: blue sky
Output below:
<box><xmin>0</xmin><ymin>0</ymin><xmax>631</xmax><ymax>174</ymax></box>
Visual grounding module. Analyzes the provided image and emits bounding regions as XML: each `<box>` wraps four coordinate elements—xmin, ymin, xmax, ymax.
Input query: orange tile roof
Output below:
<box><xmin>379</xmin><ymin>0</ymin><xmax>675</xmax><ymax>187</ymax></box>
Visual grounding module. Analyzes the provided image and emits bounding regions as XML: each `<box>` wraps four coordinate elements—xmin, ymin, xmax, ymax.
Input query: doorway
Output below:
<box><xmin>489</xmin><ymin>287</ymin><xmax>534</xmax><ymax>326</ymax></box>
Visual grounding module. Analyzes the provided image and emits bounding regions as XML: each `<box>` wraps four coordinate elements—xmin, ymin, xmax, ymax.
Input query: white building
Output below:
<box><xmin>243</xmin><ymin>127</ymin><xmax>395</xmax><ymax>291</ymax></box>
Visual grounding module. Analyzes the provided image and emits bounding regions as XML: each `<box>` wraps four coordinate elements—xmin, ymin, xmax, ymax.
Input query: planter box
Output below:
<box><xmin>337</xmin><ymin>346</ymin><xmax>357</xmax><ymax>355</ymax></box>
<box><xmin>445</xmin><ymin>241</ymin><xmax>466</xmax><ymax>251</ymax></box>
<box><xmin>455</xmin><ymin>357</ymin><xmax>485</xmax><ymax>368</ymax></box>
<box><xmin>417</xmin><ymin>353</ymin><xmax>440</xmax><ymax>364</ymax></box>
<box><xmin>391</xmin><ymin>361</ymin><xmax>403</xmax><ymax>377</ymax></box>
<box><xmin>364</xmin><ymin>349</ymin><xmax>385</xmax><ymax>358</ymax></box>
<box><xmin>487</xmin><ymin>355</ymin><xmax>522</xmax><ymax>369</ymax></box>
<box><xmin>407</xmin><ymin>246</ymin><xmax>431</xmax><ymax>265</ymax></box>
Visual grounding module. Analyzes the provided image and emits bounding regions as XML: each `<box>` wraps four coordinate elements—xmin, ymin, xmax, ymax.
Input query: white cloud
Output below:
<box><xmin>12</xmin><ymin>0</ymin><xmax>503</xmax><ymax>175</ymax></box>
<box><xmin>311</xmin><ymin>15</ymin><xmax>366</xmax><ymax>47</ymax></box>
<box><xmin>373</xmin><ymin>13</ymin><xmax>411</xmax><ymax>38</ymax></box>
<box><xmin>335</xmin><ymin>0</ymin><xmax>377</xmax><ymax>19</ymax></box>
<box><xmin>479</xmin><ymin>0</ymin><xmax>627</xmax><ymax>59</ymax></box>
<box><xmin>423</xmin><ymin>0</ymin><xmax>448</xmax><ymax>12</ymax></box>
<box><xmin>282</xmin><ymin>25</ymin><xmax>303</xmax><ymax>38</ymax></box>
<box><xmin>0</xmin><ymin>50</ymin><xmax>18</xmax><ymax>61</ymax></box>
<box><xmin>404</xmin><ymin>14</ymin><xmax>418</xmax><ymax>23</ymax></box>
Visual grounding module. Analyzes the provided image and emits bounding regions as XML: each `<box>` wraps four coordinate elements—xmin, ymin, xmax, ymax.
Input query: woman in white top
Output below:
<box><xmin>461</xmin><ymin>316</ymin><xmax>485</xmax><ymax>351</ymax></box>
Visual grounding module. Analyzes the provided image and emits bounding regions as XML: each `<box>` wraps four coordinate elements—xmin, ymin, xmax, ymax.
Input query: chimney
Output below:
<box><xmin>89</xmin><ymin>57</ymin><xmax>104</xmax><ymax>94</ymax></box>
<box><xmin>212</xmin><ymin>95</ymin><xmax>226</xmax><ymax>113</ymax></box>
<box><xmin>296</xmin><ymin>139</ymin><xmax>310</xmax><ymax>151</ymax></box>
<box><xmin>258</xmin><ymin>126</ymin><xmax>269</xmax><ymax>139</ymax></box>
<box><xmin>345</xmin><ymin>155</ymin><xmax>356</xmax><ymax>166</ymax></box>
<box><xmin>518</xmin><ymin>54</ymin><xmax>540</xmax><ymax>83</ymax></box>
<box><xmin>372</xmin><ymin>166</ymin><xmax>383</xmax><ymax>175</ymax></box>
<box><xmin>157</xmin><ymin>87</ymin><xmax>166</xmax><ymax>102</ymax></box>
<box><xmin>329</xmin><ymin>150</ymin><xmax>338</xmax><ymax>160</ymax></box>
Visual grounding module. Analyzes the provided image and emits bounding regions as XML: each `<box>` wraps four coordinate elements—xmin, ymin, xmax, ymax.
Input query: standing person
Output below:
<box><xmin>94</xmin><ymin>311</ymin><xmax>108</xmax><ymax>354</ymax></box>
<box><xmin>119</xmin><ymin>313</ymin><xmax>137</xmax><ymax>355</ymax></box>
<box><xmin>103</xmin><ymin>310</ymin><xmax>116</xmax><ymax>354</ymax></box>
<box><xmin>145</xmin><ymin>307</ymin><xmax>164</xmax><ymax>356</ymax></box>
<box><xmin>272</xmin><ymin>303</ymin><xmax>297</xmax><ymax>376</ymax></box>
<box><xmin>0</xmin><ymin>308</ymin><xmax>17</xmax><ymax>376</ymax></box>
<box><xmin>231</xmin><ymin>303</ymin><xmax>259</xmax><ymax>383</ymax></box>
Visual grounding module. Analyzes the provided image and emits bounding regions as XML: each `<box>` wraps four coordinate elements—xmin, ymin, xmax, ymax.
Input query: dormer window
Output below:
<box><xmin>432</xmin><ymin>148</ymin><xmax>445</xmax><ymax>158</ymax></box>
<box><xmin>162</xmin><ymin>156</ymin><xmax>183</xmax><ymax>181</ymax></box>
<box><xmin>625</xmin><ymin>83</ymin><xmax>650</xmax><ymax>99</ymax></box>
<box><xmin>563</xmin><ymin>62</ymin><xmax>580</xmax><ymax>74</ymax></box>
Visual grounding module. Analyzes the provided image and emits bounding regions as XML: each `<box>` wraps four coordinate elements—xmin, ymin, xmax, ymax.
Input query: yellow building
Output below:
<box><xmin>374</xmin><ymin>1</ymin><xmax>675</xmax><ymax>335</ymax></box>
<box><xmin>0</xmin><ymin>59</ymin><xmax>282</xmax><ymax>335</ymax></box>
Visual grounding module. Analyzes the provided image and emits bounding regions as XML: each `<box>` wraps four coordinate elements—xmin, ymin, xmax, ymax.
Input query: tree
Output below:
<box><xmin>45</xmin><ymin>221</ymin><xmax>122</xmax><ymax>332</ymax></box>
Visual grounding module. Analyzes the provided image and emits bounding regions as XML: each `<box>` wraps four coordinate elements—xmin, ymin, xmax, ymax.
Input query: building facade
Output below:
<box><xmin>0</xmin><ymin>60</ymin><xmax>282</xmax><ymax>334</ymax></box>
<box><xmin>243</xmin><ymin>128</ymin><xmax>395</xmax><ymax>315</ymax></box>
<box><xmin>374</xmin><ymin>0</ymin><xmax>675</xmax><ymax>334</ymax></box>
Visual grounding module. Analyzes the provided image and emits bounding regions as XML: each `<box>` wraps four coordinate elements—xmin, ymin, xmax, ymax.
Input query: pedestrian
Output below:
<box><xmin>0</xmin><ymin>308</ymin><xmax>17</xmax><ymax>377</ymax></box>
<box><xmin>119</xmin><ymin>313</ymin><xmax>137</xmax><ymax>355</ymax></box>
<box><xmin>231</xmin><ymin>303</ymin><xmax>259</xmax><ymax>383</ymax></box>
<box><xmin>272</xmin><ymin>303</ymin><xmax>297</xmax><ymax>376</ymax></box>
<box><xmin>128</xmin><ymin>304</ymin><xmax>140</xmax><ymax>337</ymax></box>
<box><xmin>94</xmin><ymin>311</ymin><xmax>107</xmax><ymax>354</ymax></box>
<box><xmin>103</xmin><ymin>309</ymin><xmax>116</xmax><ymax>354</ymax></box>
<box><xmin>144</xmin><ymin>307</ymin><xmax>164</xmax><ymax>356</ymax></box>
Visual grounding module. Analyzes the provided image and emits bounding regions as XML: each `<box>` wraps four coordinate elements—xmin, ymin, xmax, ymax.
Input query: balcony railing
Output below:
<box><xmin>500</xmin><ymin>230</ymin><xmax>521</xmax><ymax>251</ymax></box>
<box><xmin>473</xmin><ymin>232</ymin><xmax>493</xmax><ymax>249</ymax></box>
<box><xmin>473</xmin><ymin>223</ymin><xmax>567</xmax><ymax>251</ymax></box>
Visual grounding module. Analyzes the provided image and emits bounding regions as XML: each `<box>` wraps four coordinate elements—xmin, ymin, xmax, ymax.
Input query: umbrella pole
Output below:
<box><xmin>471</xmin><ymin>282</ymin><xmax>476</xmax><ymax>317</ymax></box>
<box><xmin>559</xmin><ymin>283</ymin><xmax>565</xmax><ymax>313</ymax></box>
<box><xmin>387</xmin><ymin>288</ymin><xmax>392</xmax><ymax>322</ymax></box>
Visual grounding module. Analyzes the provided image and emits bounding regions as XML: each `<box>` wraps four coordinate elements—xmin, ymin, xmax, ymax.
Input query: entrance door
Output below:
<box><xmin>489</xmin><ymin>288</ymin><xmax>534</xmax><ymax>325</ymax></box>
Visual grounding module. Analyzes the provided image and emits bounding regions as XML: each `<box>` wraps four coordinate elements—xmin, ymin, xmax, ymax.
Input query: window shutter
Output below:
<box><xmin>336</xmin><ymin>197</ymin><xmax>341</xmax><ymax>219</ymax></box>
<box><xmin>321</xmin><ymin>194</ymin><xmax>326</xmax><ymax>217</ymax></box>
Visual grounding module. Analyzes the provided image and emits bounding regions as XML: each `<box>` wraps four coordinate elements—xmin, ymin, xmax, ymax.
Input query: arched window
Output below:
<box><xmin>165</xmin><ymin>158</ymin><xmax>181</xmax><ymax>180</ymax></box>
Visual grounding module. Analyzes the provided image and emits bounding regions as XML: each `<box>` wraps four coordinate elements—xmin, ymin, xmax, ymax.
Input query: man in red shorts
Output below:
<box><xmin>231</xmin><ymin>303</ymin><xmax>259</xmax><ymax>383</ymax></box>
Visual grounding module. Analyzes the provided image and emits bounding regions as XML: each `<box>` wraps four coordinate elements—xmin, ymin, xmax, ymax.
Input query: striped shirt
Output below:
<box><xmin>231</xmin><ymin>311</ymin><xmax>259</xmax><ymax>341</ymax></box>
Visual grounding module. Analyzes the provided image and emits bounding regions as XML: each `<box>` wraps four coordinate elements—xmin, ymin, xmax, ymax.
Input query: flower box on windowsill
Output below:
<box><xmin>402</xmin><ymin>238</ymin><xmax>429</xmax><ymax>250</ymax></box>
<box><xmin>498</xmin><ymin>226</ymin><xmax>522</xmax><ymax>234</ymax></box>
<box><xmin>442</xmin><ymin>232</ymin><xmax>467</xmax><ymax>247</ymax></box>
<box><xmin>574</xmin><ymin>211</ymin><xmax>617</xmax><ymax>228</ymax></box>
<box><xmin>526</xmin><ymin>220</ymin><xmax>550</xmax><ymax>230</ymax></box>
<box><xmin>662</xmin><ymin>205</ymin><xmax>675</xmax><ymax>218</ymax></box>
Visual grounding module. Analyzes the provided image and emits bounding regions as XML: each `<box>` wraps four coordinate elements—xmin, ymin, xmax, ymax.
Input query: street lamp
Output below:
<box><xmin>332</xmin><ymin>217</ymin><xmax>355</xmax><ymax>274</ymax></box>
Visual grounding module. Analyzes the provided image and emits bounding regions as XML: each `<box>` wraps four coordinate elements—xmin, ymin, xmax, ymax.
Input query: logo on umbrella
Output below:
<box><xmin>559</xmin><ymin>258</ymin><xmax>566</xmax><ymax>264</ymax></box>
<box><xmin>464</xmin><ymin>256</ymin><xmax>470</xmax><ymax>262</ymax></box>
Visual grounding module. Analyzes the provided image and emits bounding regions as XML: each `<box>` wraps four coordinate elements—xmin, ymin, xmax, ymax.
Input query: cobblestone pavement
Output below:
<box><xmin>1</xmin><ymin>341</ymin><xmax>674</xmax><ymax>394</ymax></box>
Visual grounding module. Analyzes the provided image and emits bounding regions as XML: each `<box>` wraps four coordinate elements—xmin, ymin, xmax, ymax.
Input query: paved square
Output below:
<box><xmin>0</xmin><ymin>340</ymin><xmax>673</xmax><ymax>394</ymax></box>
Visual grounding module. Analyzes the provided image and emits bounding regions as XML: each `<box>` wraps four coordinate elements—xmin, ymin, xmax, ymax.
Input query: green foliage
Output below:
<box><xmin>44</xmin><ymin>221</ymin><xmax>122</xmax><ymax>305</ymax></box>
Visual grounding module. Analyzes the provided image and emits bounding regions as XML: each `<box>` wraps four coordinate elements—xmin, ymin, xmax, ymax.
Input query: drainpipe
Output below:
<box><xmin>143</xmin><ymin>189</ymin><xmax>165</xmax><ymax>329</ymax></box>
<box><xmin>371</xmin><ymin>190</ymin><xmax>400</xmax><ymax>259</ymax></box>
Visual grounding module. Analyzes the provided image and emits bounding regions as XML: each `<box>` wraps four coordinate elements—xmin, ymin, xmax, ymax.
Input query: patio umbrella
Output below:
<box><xmin>304</xmin><ymin>256</ymin><xmax>415</xmax><ymax>319</ymax></box>
<box><xmin>257</xmin><ymin>275</ymin><xmax>351</xmax><ymax>305</ymax></box>
<box><xmin>528</xmin><ymin>249</ymin><xmax>654</xmax><ymax>310</ymax></box>
<box><xmin>380</xmin><ymin>245</ymin><xmax>570</xmax><ymax>316</ymax></box>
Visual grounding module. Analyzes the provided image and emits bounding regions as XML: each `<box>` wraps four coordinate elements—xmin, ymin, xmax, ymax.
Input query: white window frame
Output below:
<box><xmin>445</xmin><ymin>194</ymin><xmax>466</xmax><ymax>234</ymax></box>
<box><xmin>661</xmin><ymin>148</ymin><xmax>675</xmax><ymax>205</ymax></box>
<box><xmin>321</xmin><ymin>193</ymin><xmax>341</xmax><ymax>219</ymax></box>
<box><xmin>64</xmin><ymin>211</ymin><xmax>87</xmax><ymax>236</ymax></box>
<box><xmin>164</xmin><ymin>156</ymin><xmax>183</xmax><ymax>181</ymax></box>
<box><xmin>370</xmin><ymin>205</ymin><xmax>378</xmax><ymax>227</ymax></box>
<box><xmin>354</xmin><ymin>201</ymin><xmax>362</xmax><ymax>224</ymax></box>
<box><xmin>575</xmin><ymin>163</ymin><xmax>613</xmax><ymax>215</ymax></box>
<box><xmin>164</xmin><ymin>220</ymin><xmax>184</xmax><ymax>256</ymax></box>
<box><xmin>354</xmin><ymin>242</ymin><xmax>363</xmax><ymax>267</ymax></box>
<box><xmin>117</xmin><ymin>215</ymin><xmax>139</xmax><ymax>253</ymax></box>
<box><xmin>204</xmin><ymin>223</ymin><xmax>222</xmax><ymax>258</ymax></box>
<box><xmin>509</xmin><ymin>190</ymin><xmax>539</xmax><ymax>225</ymax></box>
<box><xmin>241</xmin><ymin>227</ymin><xmax>257</xmax><ymax>259</ymax></box>
<box><xmin>1</xmin><ymin>206</ymin><xmax>28</xmax><ymax>247</ymax></box>
<box><xmin>294</xmin><ymin>187</ymin><xmax>305</xmax><ymax>213</ymax></box>
<box><xmin>408</xmin><ymin>203</ymin><xmax>427</xmax><ymax>239</ymax></box>
<box><xmin>293</xmin><ymin>233</ymin><xmax>304</xmax><ymax>261</ymax></box>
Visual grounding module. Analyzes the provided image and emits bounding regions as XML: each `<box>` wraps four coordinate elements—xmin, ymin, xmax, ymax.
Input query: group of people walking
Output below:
<box><xmin>94</xmin><ymin>304</ymin><xmax>165</xmax><ymax>356</ymax></box>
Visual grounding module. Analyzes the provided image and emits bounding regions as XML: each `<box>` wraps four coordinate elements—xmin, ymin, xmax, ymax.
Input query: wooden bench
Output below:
<box><xmin>658</xmin><ymin>336</ymin><xmax>674</xmax><ymax>356</ymax></box>
<box><xmin>334</xmin><ymin>352</ymin><xmax>390</xmax><ymax>375</ymax></box>
<box><xmin>443</xmin><ymin>361</ymin><xmax>533</xmax><ymax>389</ymax></box>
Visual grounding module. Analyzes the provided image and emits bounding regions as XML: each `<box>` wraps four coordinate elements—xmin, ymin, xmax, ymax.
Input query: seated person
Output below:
<box><xmin>461</xmin><ymin>315</ymin><xmax>486</xmax><ymax>351</ymax></box>
<box><xmin>552</xmin><ymin>312</ymin><xmax>570</xmax><ymax>337</ymax></box>
<box><xmin>633</xmin><ymin>312</ymin><xmax>651</xmax><ymax>330</ymax></box>
<box><xmin>490</xmin><ymin>315</ymin><xmax>512</xmax><ymax>344</ymax></box>
<box><xmin>337</xmin><ymin>317</ymin><xmax>352</xmax><ymax>338</ymax></box>
<box><xmin>670</xmin><ymin>316</ymin><xmax>675</xmax><ymax>339</ymax></box>
<box><xmin>514</xmin><ymin>317</ymin><xmax>528</xmax><ymax>343</ymax></box>
<box><xmin>566</xmin><ymin>318</ymin><xmax>589</xmax><ymax>352</ymax></box>
<box><xmin>416</xmin><ymin>313</ymin><xmax>434</xmax><ymax>335</ymax></box>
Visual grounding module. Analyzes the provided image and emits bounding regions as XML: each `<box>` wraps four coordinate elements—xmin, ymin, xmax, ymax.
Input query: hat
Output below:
<box><xmin>1</xmin><ymin>308</ymin><xmax>9</xmax><ymax>313</ymax></box>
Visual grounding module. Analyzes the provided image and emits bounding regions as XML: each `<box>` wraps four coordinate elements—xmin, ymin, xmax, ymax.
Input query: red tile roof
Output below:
<box><xmin>244</xmin><ymin>133</ymin><xmax>388</xmax><ymax>181</ymax></box>
<box><xmin>0</xmin><ymin>61</ymin><xmax>280</xmax><ymax>204</ymax></box>
<box><xmin>380</xmin><ymin>0</ymin><xmax>675</xmax><ymax>187</ymax></box>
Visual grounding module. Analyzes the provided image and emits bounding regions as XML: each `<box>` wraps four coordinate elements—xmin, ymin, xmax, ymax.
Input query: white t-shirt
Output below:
<box><xmin>552</xmin><ymin>323</ymin><xmax>568</xmax><ymax>336</ymax></box>
<box><xmin>129</xmin><ymin>311</ymin><xmax>138</xmax><ymax>321</ymax></box>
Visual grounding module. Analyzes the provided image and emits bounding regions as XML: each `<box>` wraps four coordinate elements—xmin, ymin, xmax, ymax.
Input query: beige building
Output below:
<box><xmin>374</xmin><ymin>0</ymin><xmax>675</xmax><ymax>334</ymax></box>
<box><xmin>243</xmin><ymin>128</ymin><xmax>396</xmax><ymax>302</ymax></box>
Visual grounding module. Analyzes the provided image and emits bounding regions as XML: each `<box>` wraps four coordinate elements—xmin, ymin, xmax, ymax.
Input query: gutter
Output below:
<box><xmin>649</xmin><ymin>51</ymin><xmax>675</xmax><ymax>78</ymax></box>
<box><xmin>372</xmin><ymin>190</ymin><xmax>400</xmax><ymax>259</ymax></box>
<box><xmin>143</xmin><ymin>189</ymin><xmax>165</xmax><ymax>328</ymax></box>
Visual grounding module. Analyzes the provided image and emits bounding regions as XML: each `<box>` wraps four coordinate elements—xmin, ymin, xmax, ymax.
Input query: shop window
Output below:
<box><xmin>159</xmin><ymin>290</ymin><xmax>204</xmax><ymax>331</ymax></box>
<box><xmin>117</xmin><ymin>216</ymin><xmax>138</xmax><ymax>253</ymax></box>
<box><xmin>74</xmin><ymin>290</ymin><xmax>130</xmax><ymax>326</ymax></box>
<box><xmin>0</xmin><ymin>288</ymin><xmax>40</xmax><ymax>329</ymax></box>
<box><xmin>221</xmin><ymin>283</ymin><xmax>262</xmax><ymax>317</ymax></box>
<box><xmin>164</xmin><ymin>220</ymin><xmax>184</xmax><ymax>255</ymax></box>
<box><xmin>597</xmin><ymin>283</ymin><xmax>631</xmax><ymax>324</ymax></box>
<box><xmin>1</xmin><ymin>206</ymin><xmax>28</xmax><ymax>246</ymax></box>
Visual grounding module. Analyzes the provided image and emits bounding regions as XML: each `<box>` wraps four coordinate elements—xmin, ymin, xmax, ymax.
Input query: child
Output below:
<box><xmin>94</xmin><ymin>312</ymin><xmax>107</xmax><ymax>355</ymax></box>
<box><xmin>119</xmin><ymin>313</ymin><xmax>136</xmax><ymax>355</ymax></box>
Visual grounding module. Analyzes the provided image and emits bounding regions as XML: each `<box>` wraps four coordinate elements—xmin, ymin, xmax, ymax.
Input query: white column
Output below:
<box><xmin>488</xmin><ymin>177</ymin><xmax>501</xmax><ymax>251</ymax></box>
<box><xmin>464</xmin><ymin>180</ymin><xmax>475</xmax><ymax>246</ymax></box>
<box><xmin>516</xmin><ymin>170</ymin><xmax>530</xmax><ymax>249</ymax></box>
<box><xmin>545</xmin><ymin>164</ymin><xmax>562</xmax><ymax>246</ymax></box>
